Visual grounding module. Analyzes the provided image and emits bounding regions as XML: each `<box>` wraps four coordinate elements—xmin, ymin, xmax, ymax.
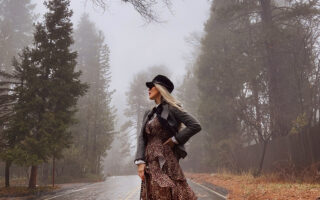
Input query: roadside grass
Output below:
<box><xmin>0</xmin><ymin>173</ymin><xmax>104</xmax><ymax>187</ymax></box>
<box><xmin>185</xmin><ymin>171</ymin><xmax>320</xmax><ymax>200</ymax></box>
<box><xmin>0</xmin><ymin>178</ymin><xmax>28</xmax><ymax>187</ymax></box>
<box><xmin>0</xmin><ymin>175</ymin><xmax>102</xmax><ymax>197</ymax></box>
<box><xmin>0</xmin><ymin>185</ymin><xmax>59</xmax><ymax>197</ymax></box>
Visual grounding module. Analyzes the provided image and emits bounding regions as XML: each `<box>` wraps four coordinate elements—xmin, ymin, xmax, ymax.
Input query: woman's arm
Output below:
<box><xmin>171</xmin><ymin>106</ymin><xmax>202</xmax><ymax>145</ymax></box>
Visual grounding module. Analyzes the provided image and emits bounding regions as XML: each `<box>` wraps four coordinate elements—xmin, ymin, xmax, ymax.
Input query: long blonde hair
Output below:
<box><xmin>153</xmin><ymin>83</ymin><xmax>186</xmax><ymax>131</ymax></box>
<box><xmin>154</xmin><ymin>83</ymin><xmax>184</xmax><ymax>112</ymax></box>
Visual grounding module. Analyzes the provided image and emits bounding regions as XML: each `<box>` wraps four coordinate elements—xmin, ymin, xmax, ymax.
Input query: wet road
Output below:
<box><xmin>40</xmin><ymin>175</ymin><xmax>226</xmax><ymax>200</ymax></box>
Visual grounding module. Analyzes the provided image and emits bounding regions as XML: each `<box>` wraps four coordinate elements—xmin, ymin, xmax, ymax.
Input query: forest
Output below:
<box><xmin>0</xmin><ymin>0</ymin><xmax>115</xmax><ymax>189</ymax></box>
<box><xmin>0</xmin><ymin>0</ymin><xmax>319</xmax><ymax>198</ymax></box>
<box><xmin>124</xmin><ymin>0</ymin><xmax>320</xmax><ymax>177</ymax></box>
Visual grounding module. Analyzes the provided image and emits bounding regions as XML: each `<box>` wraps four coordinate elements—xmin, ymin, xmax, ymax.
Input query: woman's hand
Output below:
<box><xmin>163</xmin><ymin>138</ymin><xmax>175</xmax><ymax>148</ymax></box>
<box><xmin>137</xmin><ymin>163</ymin><xmax>146</xmax><ymax>181</ymax></box>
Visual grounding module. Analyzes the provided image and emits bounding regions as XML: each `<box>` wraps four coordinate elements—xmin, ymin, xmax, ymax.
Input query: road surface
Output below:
<box><xmin>39</xmin><ymin>175</ymin><xmax>227</xmax><ymax>200</ymax></box>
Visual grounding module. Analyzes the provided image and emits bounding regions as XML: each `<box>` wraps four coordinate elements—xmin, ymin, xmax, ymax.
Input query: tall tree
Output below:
<box><xmin>0</xmin><ymin>0</ymin><xmax>35</xmax><ymax>72</ymax></box>
<box><xmin>68</xmin><ymin>13</ymin><xmax>116</xmax><ymax>177</ymax></box>
<box><xmin>176</xmin><ymin>32</ymin><xmax>210</xmax><ymax>171</ymax></box>
<box><xmin>195</xmin><ymin>0</ymin><xmax>244</xmax><ymax>170</ymax></box>
<box><xmin>195</xmin><ymin>0</ymin><xmax>320</xmax><ymax>172</ymax></box>
<box><xmin>4</xmin><ymin>0</ymin><xmax>88</xmax><ymax>188</ymax></box>
<box><xmin>0</xmin><ymin>0</ymin><xmax>35</xmax><ymax>187</ymax></box>
<box><xmin>0</xmin><ymin>58</ymin><xmax>25</xmax><ymax>187</ymax></box>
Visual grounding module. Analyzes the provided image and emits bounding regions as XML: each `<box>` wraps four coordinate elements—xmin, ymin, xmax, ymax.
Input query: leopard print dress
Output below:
<box><xmin>140</xmin><ymin>114</ymin><xmax>197</xmax><ymax>200</ymax></box>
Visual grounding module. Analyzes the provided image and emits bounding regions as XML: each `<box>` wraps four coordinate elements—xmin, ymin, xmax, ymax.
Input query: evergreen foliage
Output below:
<box><xmin>0</xmin><ymin>0</ymin><xmax>35</xmax><ymax>73</ymax></box>
<box><xmin>183</xmin><ymin>0</ymin><xmax>320</xmax><ymax>172</ymax></box>
<box><xmin>0</xmin><ymin>0</ymin><xmax>36</xmax><ymax>187</ymax></box>
<box><xmin>2</xmin><ymin>0</ymin><xmax>88</xmax><ymax>188</ymax></box>
<box><xmin>61</xmin><ymin>13</ymin><xmax>116</xmax><ymax>177</ymax></box>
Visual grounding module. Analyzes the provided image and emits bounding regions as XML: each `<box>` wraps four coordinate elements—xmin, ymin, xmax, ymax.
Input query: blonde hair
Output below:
<box><xmin>153</xmin><ymin>83</ymin><xmax>186</xmax><ymax>131</ymax></box>
<box><xmin>154</xmin><ymin>83</ymin><xmax>184</xmax><ymax>112</ymax></box>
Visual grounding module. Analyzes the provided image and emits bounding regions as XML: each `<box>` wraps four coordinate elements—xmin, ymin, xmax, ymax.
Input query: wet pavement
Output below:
<box><xmin>38</xmin><ymin>175</ymin><xmax>226</xmax><ymax>200</ymax></box>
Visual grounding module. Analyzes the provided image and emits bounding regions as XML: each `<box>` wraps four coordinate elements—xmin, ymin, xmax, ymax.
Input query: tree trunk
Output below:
<box><xmin>252</xmin><ymin>79</ymin><xmax>263</xmax><ymax>142</ymax></box>
<box><xmin>318</xmin><ymin>97</ymin><xmax>320</xmax><ymax>126</ymax></box>
<box><xmin>259</xmin><ymin>0</ymin><xmax>282</xmax><ymax>137</ymax></box>
<box><xmin>255</xmin><ymin>141</ymin><xmax>268</xmax><ymax>177</ymax></box>
<box><xmin>52</xmin><ymin>156</ymin><xmax>55</xmax><ymax>187</ymax></box>
<box><xmin>28</xmin><ymin>165</ymin><xmax>38</xmax><ymax>188</ymax></box>
<box><xmin>42</xmin><ymin>163</ymin><xmax>49</xmax><ymax>185</ymax></box>
<box><xmin>5</xmin><ymin>161</ymin><xmax>11</xmax><ymax>187</ymax></box>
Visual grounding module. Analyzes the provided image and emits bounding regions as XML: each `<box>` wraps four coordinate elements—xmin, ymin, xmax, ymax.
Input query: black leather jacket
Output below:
<box><xmin>134</xmin><ymin>101</ymin><xmax>202</xmax><ymax>164</ymax></box>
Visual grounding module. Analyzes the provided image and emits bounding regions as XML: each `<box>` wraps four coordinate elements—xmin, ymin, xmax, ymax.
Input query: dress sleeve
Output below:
<box><xmin>134</xmin><ymin>159</ymin><xmax>146</xmax><ymax>165</ymax></box>
<box><xmin>171</xmin><ymin>136</ymin><xmax>179</xmax><ymax>144</ymax></box>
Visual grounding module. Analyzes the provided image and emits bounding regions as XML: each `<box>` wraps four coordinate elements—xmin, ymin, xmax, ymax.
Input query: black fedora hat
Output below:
<box><xmin>146</xmin><ymin>74</ymin><xmax>174</xmax><ymax>93</ymax></box>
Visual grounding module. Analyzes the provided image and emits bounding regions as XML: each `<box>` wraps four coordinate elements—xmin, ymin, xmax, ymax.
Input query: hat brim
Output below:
<box><xmin>146</xmin><ymin>82</ymin><xmax>154</xmax><ymax>88</ymax></box>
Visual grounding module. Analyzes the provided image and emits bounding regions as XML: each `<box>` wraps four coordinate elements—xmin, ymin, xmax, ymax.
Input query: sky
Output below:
<box><xmin>33</xmin><ymin>0</ymin><xmax>211</xmax><ymax>128</ymax></box>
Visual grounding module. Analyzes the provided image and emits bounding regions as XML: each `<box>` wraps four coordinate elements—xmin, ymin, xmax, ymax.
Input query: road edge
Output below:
<box><xmin>187</xmin><ymin>178</ymin><xmax>228</xmax><ymax>199</ymax></box>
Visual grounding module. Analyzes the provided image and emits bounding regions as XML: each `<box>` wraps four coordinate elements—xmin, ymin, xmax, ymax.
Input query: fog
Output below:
<box><xmin>1</xmin><ymin>0</ymin><xmax>319</xmax><ymax>189</ymax></box>
<box><xmin>29</xmin><ymin>0</ymin><xmax>211</xmax><ymax>176</ymax></box>
<box><xmin>34</xmin><ymin>0</ymin><xmax>210</xmax><ymax>127</ymax></box>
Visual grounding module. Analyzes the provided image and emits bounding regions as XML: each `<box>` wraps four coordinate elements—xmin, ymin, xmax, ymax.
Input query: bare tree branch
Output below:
<box><xmin>89</xmin><ymin>0</ymin><xmax>172</xmax><ymax>22</ymax></box>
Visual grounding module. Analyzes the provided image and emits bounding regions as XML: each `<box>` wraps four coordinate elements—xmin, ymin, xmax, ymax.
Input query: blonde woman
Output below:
<box><xmin>134</xmin><ymin>74</ymin><xmax>202</xmax><ymax>200</ymax></box>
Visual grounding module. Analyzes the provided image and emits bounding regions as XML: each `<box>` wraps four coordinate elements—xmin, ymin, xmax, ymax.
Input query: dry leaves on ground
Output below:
<box><xmin>185</xmin><ymin>172</ymin><xmax>320</xmax><ymax>200</ymax></box>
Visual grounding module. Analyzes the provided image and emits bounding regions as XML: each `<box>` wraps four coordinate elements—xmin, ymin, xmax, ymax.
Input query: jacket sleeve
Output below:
<box><xmin>171</xmin><ymin>106</ymin><xmax>202</xmax><ymax>145</ymax></box>
<box><xmin>134</xmin><ymin>110</ymin><xmax>149</xmax><ymax>164</ymax></box>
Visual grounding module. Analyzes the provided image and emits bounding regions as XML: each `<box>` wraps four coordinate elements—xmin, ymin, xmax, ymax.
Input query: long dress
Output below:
<box><xmin>140</xmin><ymin>114</ymin><xmax>197</xmax><ymax>200</ymax></box>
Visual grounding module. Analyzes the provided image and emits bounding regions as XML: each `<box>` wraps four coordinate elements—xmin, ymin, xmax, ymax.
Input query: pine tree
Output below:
<box><xmin>195</xmin><ymin>0</ymin><xmax>244</xmax><ymax>169</ymax></box>
<box><xmin>0</xmin><ymin>0</ymin><xmax>35</xmax><ymax>72</ymax></box>
<box><xmin>195</xmin><ymin>0</ymin><xmax>320</xmax><ymax>172</ymax></box>
<box><xmin>64</xmin><ymin>14</ymin><xmax>116</xmax><ymax>177</ymax></box>
<box><xmin>0</xmin><ymin>0</ymin><xmax>35</xmax><ymax>187</ymax></box>
<box><xmin>4</xmin><ymin>0</ymin><xmax>88</xmax><ymax>188</ymax></box>
<box><xmin>0</xmin><ymin>56</ymin><xmax>31</xmax><ymax>187</ymax></box>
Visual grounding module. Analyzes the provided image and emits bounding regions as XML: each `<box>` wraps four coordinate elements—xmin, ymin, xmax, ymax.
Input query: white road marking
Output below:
<box><xmin>189</xmin><ymin>179</ymin><xmax>227</xmax><ymax>199</ymax></box>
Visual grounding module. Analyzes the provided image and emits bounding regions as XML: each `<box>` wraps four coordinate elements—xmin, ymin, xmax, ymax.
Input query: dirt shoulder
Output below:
<box><xmin>0</xmin><ymin>182</ymin><xmax>93</xmax><ymax>200</ymax></box>
<box><xmin>185</xmin><ymin>172</ymin><xmax>320</xmax><ymax>200</ymax></box>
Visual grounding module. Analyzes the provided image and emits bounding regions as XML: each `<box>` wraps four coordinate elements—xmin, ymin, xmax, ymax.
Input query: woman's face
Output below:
<box><xmin>148</xmin><ymin>86</ymin><xmax>161</xmax><ymax>100</ymax></box>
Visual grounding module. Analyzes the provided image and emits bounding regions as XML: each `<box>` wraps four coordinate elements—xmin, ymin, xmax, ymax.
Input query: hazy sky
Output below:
<box><xmin>33</xmin><ymin>0</ymin><xmax>211</xmax><ymax>127</ymax></box>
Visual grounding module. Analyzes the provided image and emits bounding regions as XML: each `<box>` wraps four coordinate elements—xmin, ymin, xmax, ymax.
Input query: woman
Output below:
<box><xmin>134</xmin><ymin>74</ymin><xmax>202</xmax><ymax>200</ymax></box>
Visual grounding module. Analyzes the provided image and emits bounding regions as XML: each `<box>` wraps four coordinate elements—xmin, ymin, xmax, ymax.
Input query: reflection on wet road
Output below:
<box><xmin>40</xmin><ymin>175</ymin><xmax>226</xmax><ymax>200</ymax></box>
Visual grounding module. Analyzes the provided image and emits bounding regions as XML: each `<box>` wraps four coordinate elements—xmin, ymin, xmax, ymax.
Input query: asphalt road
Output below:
<box><xmin>39</xmin><ymin>175</ymin><xmax>227</xmax><ymax>200</ymax></box>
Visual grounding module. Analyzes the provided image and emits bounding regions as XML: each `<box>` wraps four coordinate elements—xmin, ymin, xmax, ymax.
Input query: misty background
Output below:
<box><xmin>1</xmin><ymin>0</ymin><xmax>320</xmax><ymax>189</ymax></box>
<box><xmin>33</xmin><ymin>0</ymin><xmax>211</xmax><ymax>175</ymax></box>
<box><xmin>34</xmin><ymin>0</ymin><xmax>210</xmax><ymax>123</ymax></box>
